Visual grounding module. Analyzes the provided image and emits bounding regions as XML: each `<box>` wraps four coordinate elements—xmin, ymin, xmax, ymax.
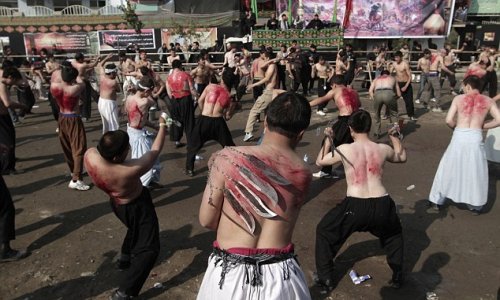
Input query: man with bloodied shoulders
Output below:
<box><xmin>84</xmin><ymin>115</ymin><xmax>169</xmax><ymax>300</ymax></box>
<box><xmin>125</xmin><ymin>76</ymin><xmax>162</xmax><ymax>189</ymax></box>
<box><xmin>314</xmin><ymin>110</ymin><xmax>407</xmax><ymax>293</ymax></box>
<box><xmin>197</xmin><ymin>92</ymin><xmax>312</xmax><ymax>300</ymax></box>
<box><xmin>166</xmin><ymin>59</ymin><xmax>197</xmax><ymax>148</ymax></box>
<box><xmin>50</xmin><ymin>63</ymin><xmax>90</xmax><ymax>191</ymax></box>
<box><xmin>309</xmin><ymin>75</ymin><xmax>361</xmax><ymax>178</ymax></box>
<box><xmin>184</xmin><ymin>71</ymin><xmax>236</xmax><ymax>177</ymax></box>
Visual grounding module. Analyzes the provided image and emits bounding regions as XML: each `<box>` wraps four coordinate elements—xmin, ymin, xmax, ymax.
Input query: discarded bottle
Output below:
<box><xmin>316</xmin><ymin>127</ymin><xmax>321</xmax><ymax>136</ymax></box>
<box><xmin>349</xmin><ymin>270</ymin><xmax>372</xmax><ymax>285</ymax></box>
<box><xmin>303</xmin><ymin>154</ymin><xmax>309</xmax><ymax>163</ymax></box>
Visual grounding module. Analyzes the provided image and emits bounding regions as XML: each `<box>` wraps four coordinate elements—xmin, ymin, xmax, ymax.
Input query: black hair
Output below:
<box><xmin>348</xmin><ymin>110</ymin><xmax>372</xmax><ymax>134</ymax></box>
<box><xmin>2</xmin><ymin>67</ymin><xmax>22</xmax><ymax>80</ymax></box>
<box><xmin>105</xmin><ymin>63</ymin><xmax>117</xmax><ymax>72</ymax></box>
<box><xmin>137</xmin><ymin>76</ymin><xmax>155</xmax><ymax>91</ymax></box>
<box><xmin>74</xmin><ymin>52</ymin><xmax>84</xmax><ymax>61</ymax></box>
<box><xmin>329</xmin><ymin>74</ymin><xmax>345</xmax><ymax>86</ymax></box>
<box><xmin>310</xmin><ymin>44</ymin><xmax>317</xmax><ymax>49</ymax></box>
<box><xmin>139</xmin><ymin>66</ymin><xmax>150</xmax><ymax>76</ymax></box>
<box><xmin>463</xmin><ymin>75</ymin><xmax>483</xmax><ymax>90</ymax></box>
<box><xmin>423</xmin><ymin>48</ymin><xmax>431</xmax><ymax>55</ymax></box>
<box><xmin>1</xmin><ymin>60</ymin><xmax>14</xmax><ymax>69</ymax></box>
<box><xmin>172</xmin><ymin>59</ymin><xmax>182</xmax><ymax>69</ymax></box>
<box><xmin>119</xmin><ymin>51</ymin><xmax>126</xmax><ymax>58</ymax></box>
<box><xmin>97</xmin><ymin>130</ymin><xmax>129</xmax><ymax>162</ymax></box>
<box><xmin>381</xmin><ymin>70</ymin><xmax>390</xmax><ymax>76</ymax></box>
<box><xmin>265</xmin><ymin>92</ymin><xmax>311</xmax><ymax>139</ymax></box>
<box><xmin>221</xmin><ymin>70</ymin><xmax>233</xmax><ymax>87</ymax></box>
<box><xmin>394</xmin><ymin>51</ymin><xmax>403</xmax><ymax>58</ymax></box>
<box><xmin>61</xmin><ymin>64</ymin><xmax>78</xmax><ymax>83</ymax></box>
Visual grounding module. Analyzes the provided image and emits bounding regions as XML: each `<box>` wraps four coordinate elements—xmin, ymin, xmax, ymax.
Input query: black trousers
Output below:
<box><xmin>111</xmin><ymin>188</ymin><xmax>160</xmax><ymax>297</ymax></box>
<box><xmin>315</xmin><ymin>195</ymin><xmax>404</xmax><ymax>281</ymax></box>
<box><xmin>440</xmin><ymin>65</ymin><xmax>457</xmax><ymax>90</ymax></box>
<box><xmin>317</xmin><ymin>78</ymin><xmax>331</xmax><ymax>111</ymax></box>
<box><xmin>169</xmin><ymin>95</ymin><xmax>195</xmax><ymax>144</ymax></box>
<box><xmin>0</xmin><ymin>175</ymin><xmax>15</xmax><ymax>243</ymax></box>
<box><xmin>185</xmin><ymin>116</ymin><xmax>235</xmax><ymax>172</ymax></box>
<box><xmin>48</xmin><ymin>91</ymin><xmax>60</xmax><ymax>121</ymax></box>
<box><xmin>252</xmin><ymin>79</ymin><xmax>264</xmax><ymax>102</ymax></box>
<box><xmin>345</xmin><ymin>69</ymin><xmax>355</xmax><ymax>86</ymax></box>
<box><xmin>277</xmin><ymin>64</ymin><xmax>287</xmax><ymax>90</ymax></box>
<box><xmin>80</xmin><ymin>80</ymin><xmax>97</xmax><ymax>119</ymax></box>
<box><xmin>0</xmin><ymin>114</ymin><xmax>16</xmax><ymax>173</ymax></box>
<box><xmin>482</xmin><ymin>70</ymin><xmax>498</xmax><ymax>98</ymax></box>
<box><xmin>320</xmin><ymin>115</ymin><xmax>353</xmax><ymax>174</ymax></box>
<box><xmin>16</xmin><ymin>86</ymin><xmax>35</xmax><ymax>116</ymax></box>
<box><xmin>398</xmin><ymin>82</ymin><xmax>414</xmax><ymax>118</ymax></box>
<box><xmin>292</xmin><ymin>69</ymin><xmax>309</xmax><ymax>95</ymax></box>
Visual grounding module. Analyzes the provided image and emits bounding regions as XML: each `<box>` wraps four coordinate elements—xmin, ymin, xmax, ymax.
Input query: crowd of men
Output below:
<box><xmin>0</xmin><ymin>38</ymin><xmax>499</xmax><ymax>299</ymax></box>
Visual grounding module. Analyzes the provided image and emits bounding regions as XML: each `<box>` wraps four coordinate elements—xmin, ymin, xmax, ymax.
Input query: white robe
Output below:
<box><xmin>97</xmin><ymin>97</ymin><xmax>120</xmax><ymax>134</ymax></box>
<box><xmin>127</xmin><ymin>125</ymin><xmax>161</xmax><ymax>186</ymax></box>
<box><xmin>429</xmin><ymin>128</ymin><xmax>488</xmax><ymax>208</ymax></box>
<box><xmin>197</xmin><ymin>253</ymin><xmax>311</xmax><ymax>300</ymax></box>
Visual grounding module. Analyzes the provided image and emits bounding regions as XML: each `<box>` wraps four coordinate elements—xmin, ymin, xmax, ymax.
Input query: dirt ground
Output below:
<box><xmin>1</xmin><ymin>80</ymin><xmax>499</xmax><ymax>300</ymax></box>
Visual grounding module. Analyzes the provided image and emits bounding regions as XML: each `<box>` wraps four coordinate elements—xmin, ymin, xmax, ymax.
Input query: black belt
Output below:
<box><xmin>212</xmin><ymin>247</ymin><xmax>297</xmax><ymax>289</ymax></box>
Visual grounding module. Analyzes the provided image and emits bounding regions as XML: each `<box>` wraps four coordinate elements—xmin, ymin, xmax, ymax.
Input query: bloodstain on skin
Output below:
<box><xmin>51</xmin><ymin>87</ymin><xmax>77</xmax><ymax>111</ymax></box>
<box><xmin>127</xmin><ymin>103</ymin><xmax>143</xmax><ymax>124</ymax></box>
<box><xmin>461</xmin><ymin>93</ymin><xmax>489</xmax><ymax>116</ymax></box>
<box><xmin>167</xmin><ymin>71</ymin><xmax>191</xmax><ymax>98</ymax></box>
<box><xmin>431</xmin><ymin>54</ymin><xmax>438</xmax><ymax>64</ymax></box>
<box><xmin>464</xmin><ymin>68</ymin><xmax>486</xmax><ymax>79</ymax></box>
<box><xmin>206</xmin><ymin>85</ymin><xmax>231</xmax><ymax>108</ymax></box>
<box><xmin>367</xmin><ymin>153</ymin><xmax>382</xmax><ymax>177</ymax></box>
<box><xmin>341</xmin><ymin>88</ymin><xmax>361</xmax><ymax>112</ymax></box>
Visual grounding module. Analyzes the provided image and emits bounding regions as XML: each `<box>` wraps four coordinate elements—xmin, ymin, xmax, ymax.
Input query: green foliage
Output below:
<box><xmin>120</xmin><ymin>0</ymin><xmax>144</xmax><ymax>33</ymax></box>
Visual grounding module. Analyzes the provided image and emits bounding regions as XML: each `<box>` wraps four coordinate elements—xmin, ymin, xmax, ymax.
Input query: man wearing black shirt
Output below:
<box><xmin>344</xmin><ymin>44</ymin><xmax>357</xmax><ymax>86</ymax></box>
<box><xmin>267</xmin><ymin>12</ymin><xmax>279</xmax><ymax>30</ymax></box>
<box><xmin>306</xmin><ymin>14</ymin><xmax>324</xmax><ymax>30</ymax></box>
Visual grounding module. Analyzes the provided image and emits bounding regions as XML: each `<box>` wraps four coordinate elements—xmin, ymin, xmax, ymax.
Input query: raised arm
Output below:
<box><xmin>309</xmin><ymin>89</ymin><xmax>334</xmax><ymax>107</ymax></box>
<box><xmin>385</xmin><ymin>134</ymin><xmax>407</xmax><ymax>163</ymax></box>
<box><xmin>0</xmin><ymin>84</ymin><xmax>27</xmax><ymax>110</ymax></box>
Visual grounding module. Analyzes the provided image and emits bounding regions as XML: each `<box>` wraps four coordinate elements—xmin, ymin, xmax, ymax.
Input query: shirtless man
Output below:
<box><xmin>311</xmin><ymin>56</ymin><xmax>333</xmax><ymax>115</ymax></box>
<box><xmin>50</xmin><ymin>63</ymin><xmax>90</xmax><ymax>190</ymax></box>
<box><xmin>222</xmin><ymin>45</ymin><xmax>239</xmax><ymax>96</ymax></box>
<box><xmin>369</xmin><ymin>70</ymin><xmax>402</xmax><ymax>137</ymax></box>
<box><xmin>309</xmin><ymin>75</ymin><xmax>361</xmax><ymax>178</ymax></box>
<box><xmin>375</xmin><ymin>48</ymin><xmax>387</xmax><ymax>77</ymax></box>
<box><xmin>125</xmin><ymin>76</ymin><xmax>162</xmax><ymax>189</ymax></box>
<box><xmin>335</xmin><ymin>52</ymin><xmax>349</xmax><ymax>77</ymax></box>
<box><xmin>197</xmin><ymin>92</ymin><xmax>312</xmax><ymax>300</ymax></box>
<box><xmin>166</xmin><ymin>49</ymin><xmax>180</xmax><ymax>66</ymax></box>
<box><xmin>250</xmin><ymin>49</ymin><xmax>267</xmax><ymax>103</ymax></box>
<box><xmin>314</xmin><ymin>109</ymin><xmax>406</xmax><ymax>293</ymax></box>
<box><xmin>390</xmin><ymin>51</ymin><xmax>416</xmax><ymax>120</ymax></box>
<box><xmin>440</xmin><ymin>47</ymin><xmax>459</xmax><ymax>95</ymax></box>
<box><xmin>243</xmin><ymin>51</ymin><xmax>278</xmax><ymax>142</ymax></box>
<box><xmin>190</xmin><ymin>57</ymin><xmax>212</xmax><ymax>96</ymax></box>
<box><xmin>479</xmin><ymin>47</ymin><xmax>498</xmax><ymax>97</ymax></box>
<box><xmin>45</xmin><ymin>54</ymin><xmax>62</xmax><ymax>123</ymax></box>
<box><xmin>429</xmin><ymin>75</ymin><xmax>500</xmax><ymax>214</ymax></box>
<box><xmin>415</xmin><ymin>49</ymin><xmax>433</xmax><ymax>105</ymax></box>
<box><xmin>84</xmin><ymin>115</ymin><xmax>169</xmax><ymax>300</ymax></box>
<box><xmin>426</xmin><ymin>49</ymin><xmax>454</xmax><ymax>112</ymax></box>
<box><xmin>184</xmin><ymin>72</ymin><xmax>236</xmax><ymax>176</ymax></box>
<box><xmin>118</xmin><ymin>51</ymin><xmax>137</xmax><ymax>95</ymax></box>
<box><xmin>0</xmin><ymin>67</ymin><xmax>29</xmax><ymax>174</ymax></box>
<box><xmin>166</xmin><ymin>60</ymin><xmax>197</xmax><ymax>147</ymax></box>
<box><xmin>97</xmin><ymin>53</ymin><xmax>121</xmax><ymax>133</ymax></box>
<box><xmin>135</xmin><ymin>50</ymin><xmax>151</xmax><ymax>70</ymax></box>
<box><xmin>72</xmin><ymin>52</ymin><xmax>99</xmax><ymax>121</ymax></box>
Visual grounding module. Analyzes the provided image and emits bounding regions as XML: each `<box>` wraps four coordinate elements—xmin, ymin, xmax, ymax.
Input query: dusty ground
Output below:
<box><xmin>1</xmin><ymin>80</ymin><xmax>499</xmax><ymax>300</ymax></box>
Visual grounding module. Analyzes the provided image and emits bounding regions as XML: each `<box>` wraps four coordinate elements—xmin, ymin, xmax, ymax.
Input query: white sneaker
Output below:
<box><xmin>55</xmin><ymin>128</ymin><xmax>59</xmax><ymax>133</ymax></box>
<box><xmin>322</xmin><ymin>108</ymin><xmax>328</xmax><ymax>113</ymax></box>
<box><xmin>415</xmin><ymin>99</ymin><xmax>421</xmax><ymax>104</ymax></box>
<box><xmin>312</xmin><ymin>171</ymin><xmax>332</xmax><ymax>178</ymax></box>
<box><xmin>430</xmin><ymin>98</ymin><xmax>437</xmax><ymax>102</ymax></box>
<box><xmin>195</xmin><ymin>155</ymin><xmax>203</xmax><ymax>161</ymax></box>
<box><xmin>451</xmin><ymin>91</ymin><xmax>458</xmax><ymax>96</ymax></box>
<box><xmin>68</xmin><ymin>180</ymin><xmax>90</xmax><ymax>191</ymax></box>
<box><xmin>243</xmin><ymin>132</ymin><xmax>253</xmax><ymax>142</ymax></box>
<box><xmin>431</xmin><ymin>107</ymin><xmax>443</xmax><ymax>113</ymax></box>
<box><xmin>316</xmin><ymin>111</ymin><xmax>326</xmax><ymax>116</ymax></box>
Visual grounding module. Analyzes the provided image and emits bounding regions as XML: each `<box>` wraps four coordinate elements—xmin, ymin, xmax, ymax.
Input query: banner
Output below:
<box><xmin>98</xmin><ymin>29</ymin><xmax>156</xmax><ymax>51</ymax></box>
<box><xmin>468</xmin><ymin>0</ymin><xmax>500</xmax><ymax>15</ymax></box>
<box><xmin>23</xmin><ymin>32</ymin><xmax>98</xmax><ymax>55</ymax></box>
<box><xmin>160</xmin><ymin>28</ymin><xmax>217</xmax><ymax>50</ymax></box>
<box><xmin>276</xmin><ymin>0</ymin><xmax>456</xmax><ymax>38</ymax></box>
